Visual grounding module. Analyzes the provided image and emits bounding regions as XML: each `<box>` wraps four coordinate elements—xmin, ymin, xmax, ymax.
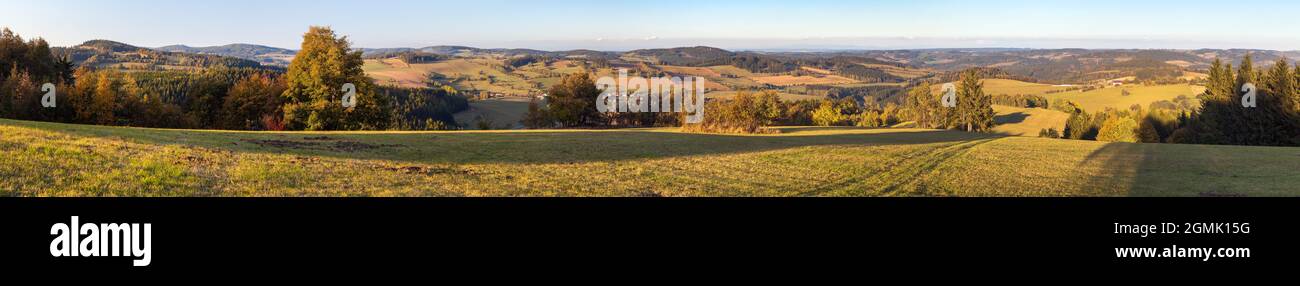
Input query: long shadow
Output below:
<box><xmin>1075</xmin><ymin>142</ymin><xmax>1148</xmax><ymax>195</ymax></box>
<box><xmin>7</xmin><ymin>119</ymin><xmax>998</xmax><ymax>165</ymax></box>
<box><xmin>994</xmin><ymin>112</ymin><xmax>1029</xmax><ymax>125</ymax></box>
<box><xmin>1074</xmin><ymin>140</ymin><xmax>1300</xmax><ymax>196</ymax></box>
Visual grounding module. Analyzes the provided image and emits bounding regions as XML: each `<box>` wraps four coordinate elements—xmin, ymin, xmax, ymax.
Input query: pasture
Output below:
<box><xmin>3</xmin><ymin>119</ymin><xmax>1298</xmax><ymax>197</ymax></box>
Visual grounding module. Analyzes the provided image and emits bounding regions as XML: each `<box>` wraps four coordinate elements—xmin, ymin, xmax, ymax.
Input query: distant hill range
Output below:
<box><xmin>53</xmin><ymin>40</ymin><xmax>268</xmax><ymax>70</ymax></box>
<box><xmin>51</xmin><ymin>39</ymin><xmax>1300</xmax><ymax>84</ymax></box>
<box><xmin>155</xmin><ymin>44</ymin><xmax>296</xmax><ymax>66</ymax></box>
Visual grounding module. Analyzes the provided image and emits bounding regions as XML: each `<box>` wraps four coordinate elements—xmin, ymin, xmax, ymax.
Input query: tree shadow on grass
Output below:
<box><xmin>994</xmin><ymin>112</ymin><xmax>1029</xmax><ymax>125</ymax></box>
<box><xmin>1074</xmin><ymin>141</ymin><xmax>1300</xmax><ymax>196</ymax></box>
<box><xmin>1075</xmin><ymin>142</ymin><xmax>1149</xmax><ymax>196</ymax></box>
<box><xmin>11</xmin><ymin>119</ymin><xmax>999</xmax><ymax>165</ymax></box>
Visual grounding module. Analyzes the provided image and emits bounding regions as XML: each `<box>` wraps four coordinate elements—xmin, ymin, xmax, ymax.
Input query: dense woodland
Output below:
<box><xmin>0</xmin><ymin>27</ymin><xmax>467</xmax><ymax>131</ymax></box>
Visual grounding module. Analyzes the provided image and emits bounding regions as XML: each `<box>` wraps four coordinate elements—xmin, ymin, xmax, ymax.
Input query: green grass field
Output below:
<box><xmin>961</xmin><ymin>79</ymin><xmax>1205</xmax><ymax>112</ymax></box>
<box><xmin>4</xmin><ymin>118</ymin><xmax>1298</xmax><ymax>197</ymax></box>
<box><xmin>364</xmin><ymin>58</ymin><xmax>547</xmax><ymax>95</ymax></box>
<box><xmin>992</xmin><ymin>105</ymin><xmax>1070</xmax><ymax>136</ymax></box>
<box><xmin>453</xmin><ymin>97</ymin><xmax>532</xmax><ymax>130</ymax></box>
<box><xmin>1044</xmin><ymin>84</ymin><xmax>1203</xmax><ymax>112</ymax></box>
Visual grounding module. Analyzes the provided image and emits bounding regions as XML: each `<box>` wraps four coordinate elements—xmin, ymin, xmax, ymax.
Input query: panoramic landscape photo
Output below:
<box><xmin>2</xmin><ymin>0</ymin><xmax>1299</xmax><ymax>196</ymax></box>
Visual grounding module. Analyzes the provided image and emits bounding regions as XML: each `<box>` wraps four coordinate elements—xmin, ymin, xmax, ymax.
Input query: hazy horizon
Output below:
<box><xmin>3</xmin><ymin>0</ymin><xmax>1299</xmax><ymax>51</ymax></box>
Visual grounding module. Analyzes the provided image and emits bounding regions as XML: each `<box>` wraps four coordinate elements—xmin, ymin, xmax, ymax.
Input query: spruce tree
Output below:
<box><xmin>956</xmin><ymin>69</ymin><xmax>993</xmax><ymax>132</ymax></box>
<box><xmin>1260</xmin><ymin>59</ymin><xmax>1299</xmax><ymax>145</ymax></box>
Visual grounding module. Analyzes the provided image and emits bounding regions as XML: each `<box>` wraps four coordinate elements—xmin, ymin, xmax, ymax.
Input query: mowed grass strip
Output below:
<box><xmin>3</xmin><ymin>119</ymin><xmax>1300</xmax><ymax>197</ymax></box>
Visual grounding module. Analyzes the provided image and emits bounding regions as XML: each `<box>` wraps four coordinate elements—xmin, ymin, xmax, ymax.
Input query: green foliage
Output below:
<box><xmin>1038</xmin><ymin>128</ymin><xmax>1061</xmax><ymax>139</ymax></box>
<box><xmin>992</xmin><ymin>94</ymin><xmax>1050</xmax><ymax>109</ymax></box>
<box><xmin>1064</xmin><ymin>110</ymin><xmax>1095</xmax><ymax>140</ymax></box>
<box><xmin>220</xmin><ymin>74</ymin><xmax>286</xmax><ymax>130</ymax></box>
<box><xmin>686</xmin><ymin>91</ymin><xmax>777</xmax><ymax>134</ymax></box>
<box><xmin>810</xmin><ymin>98</ymin><xmax>859</xmax><ymax>127</ymax></box>
<box><xmin>856</xmin><ymin>109</ymin><xmax>884</xmax><ymax>127</ymax></box>
<box><xmin>903</xmin><ymin>82</ymin><xmax>940</xmax><ymax>128</ymax></box>
<box><xmin>522</xmin><ymin>97</ymin><xmax>548</xmax><ymax>129</ymax></box>
<box><xmin>1096</xmin><ymin>116</ymin><xmax>1140</xmax><ymax>143</ymax></box>
<box><xmin>529</xmin><ymin>72</ymin><xmax>603</xmax><ymax>127</ymax></box>
<box><xmin>383</xmin><ymin>86</ymin><xmax>467</xmax><ymax>130</ymax></box>
<box><xmin>281</xmin><ymin>26</ymin><xmax>390</xmax><ymax>130</ymax></box>
<box><xmin>811</xmin><ymin>100</ymin><xmax>845</xmax><ymax>126</ymax></box>
<box><xmin>1183</xmin><ymin>56</ymin><xmax>1300</xmax><ymax>146</ymax></box>
<box><xmin>956</xmin><ymin>70</ymin><xmax>995</xmax><ymax>132</ymax></box>
<box><xmin>1138</xmin><ymin>119</ymin><xmax>1161</xmax><ymax>143</ymax></box>
<box><xmin>901</xmin><ymin>70</ymin><xmax>994</xmax><ymax>132</ymax></box>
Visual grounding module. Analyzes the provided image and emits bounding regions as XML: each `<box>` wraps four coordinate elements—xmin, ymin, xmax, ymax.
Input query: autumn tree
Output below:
<box><xmin>532</xmin><ymin>72</ymin><xmax>602</xmax><ymax>127</ymax></box>
<box><xmin>222</xmin><ymin>74</ymin><xmax>286</xmax><ymax>130</ymax></box>
<box><xmin>281</xmin><ymin>26</ymin><xmax>389</xmax><ymax>130</ymax></box>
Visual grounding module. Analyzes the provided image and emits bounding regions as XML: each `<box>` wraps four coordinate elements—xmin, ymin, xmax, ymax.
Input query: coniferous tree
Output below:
<box><xmin>956</xmin><ymin>69</ymin><xmax>994</xmax><ymax>132</ymax></box>
<box><xmin>1259</xmin><ymin>59</ymin><xmax>1299</xmax><ymax>144</ymax></box>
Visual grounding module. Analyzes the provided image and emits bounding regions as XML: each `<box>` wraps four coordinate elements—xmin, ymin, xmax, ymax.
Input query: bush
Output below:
<box><xmin>1038</xmin><ymin>128</ymin><xmax>1061</xmax><ymax>139</ymax></box>
<box><xmin>1097</xmin><ymin>117</ymin><xmax>1140</xmax><ymax>143</ymax></box>
<box><xmin>856</xmin><ymin>110</ymin><xmax>884</xmax><ymax>127</ymax></box>
<box><xmin>811</xmin><ymin>98</ymin><xmax>857</xmax><ymax>126</ymax></box>
<box><xmin>682</xmin><ymin>91</ymin><xmax>775</xmax><ymax>134</ymax></box>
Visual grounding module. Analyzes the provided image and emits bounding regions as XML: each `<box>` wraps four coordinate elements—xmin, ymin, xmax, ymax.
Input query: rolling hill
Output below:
<box><xmin>4</xmin><ymin>118</ymin><xmax>1298</xmax><ymax>196</ymax></box>
<box><xmin>155</xmin><ymin>43</ymin><xmax>296</xmax><ymax>66</ymax></box>
<box><xmin>943</xmin><ymin>79</ymin><xmax>1204</xmax><ymax>113</ymax></box>
<box><xmin>54</xmin><ymin>40</ymin><xmax>267</xmax><ymax>70</ymax></box>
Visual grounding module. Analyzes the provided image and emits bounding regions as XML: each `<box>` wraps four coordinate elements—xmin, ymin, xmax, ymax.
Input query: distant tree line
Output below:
<box><xmin>362</xmin><ymin>50</ymin><xmax>447</xmax><ymax>64</ymax></box>
<box><xmin>522</xmin><ymin>72</ymin><xmax>682</xmax><ymax>129</ymax></box>
<box><xmin>683</xmin><ymin>91</ymin><xmax>905</xmax><ymax>134</ymax></box>
<box><xmin>992</xmin><ymin>94</ymin><xmax>1049</xmax><ymax>109</ymax></box>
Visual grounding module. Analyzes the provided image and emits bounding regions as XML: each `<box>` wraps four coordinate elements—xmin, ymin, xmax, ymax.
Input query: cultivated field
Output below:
<box><xmin>3</xmin><ymin>119</ymin><xmax>1298</xmax><ymax>197</ymax></box>
<box><xmin>364</xmin><ymin>58</ymin><xmax>548</xmax><ymax>95</ymax></box>
<box><xmin>980</xmin><ymin>79</ymin><xmax>1076</xmax><ymax>96</ymax></box>
<box><xmin>752</xmin><ymin>74</ymin><xmax>858</xmax><ymax>86</ymax></box>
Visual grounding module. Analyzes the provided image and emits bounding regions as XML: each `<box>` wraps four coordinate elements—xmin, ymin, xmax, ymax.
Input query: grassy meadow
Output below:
<box><xmin>453</xmin><ymin>97</ymin><xmax>532</xmax><ymax>130</ymax></box>
<box><xmin>3</xmin><ymin>118</ymin><xmax>1299</xmax><ymax>197</ymax></box>
<box><xmin>1043</xmin><ymin>84</ymin><xmax>1203</xmax><ymax>112</ymax></box>
<box><xmin>967</xmin><ymin>79</ymin><xmax>1204</xmax><ymax>112</ymax></box>
<box><xmin>991</xmin><ymin>105</ymin><xmax>1070</xmax><ymax>136</ymax></box>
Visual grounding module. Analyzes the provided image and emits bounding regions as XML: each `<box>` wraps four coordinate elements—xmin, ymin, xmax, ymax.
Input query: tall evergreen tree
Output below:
<box><xmin>956</xmin><ymin>69</ymin><xmax>993</xmax><ymax>132</ymax></box>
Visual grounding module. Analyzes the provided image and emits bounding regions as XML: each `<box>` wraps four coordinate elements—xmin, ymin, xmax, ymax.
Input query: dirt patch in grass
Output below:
<box><xmin>240</xmin><ymin>138</ymin><xmax>403</xmax><ymax>153</ymax></box>
<box><xmin>381</xmin><ymin>165</ymin><xmax>471</xmax><ymax>175</ymax></box>
<box><xmin>1198</xmin><ymin>191</ymin><xmax>1247</xmax><ymax>197</ymax></box>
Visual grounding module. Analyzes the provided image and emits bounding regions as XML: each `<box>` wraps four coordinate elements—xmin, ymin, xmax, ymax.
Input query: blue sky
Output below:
<box><xmin>2</xmin><ymin>0</ymin><xmax>1298</xmax><ymax>50</ymax></box>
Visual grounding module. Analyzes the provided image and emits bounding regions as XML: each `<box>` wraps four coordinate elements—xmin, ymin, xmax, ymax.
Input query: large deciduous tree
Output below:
<box><xmin>281</xmin><ymin>26</ymin><xmax>389</xmax><ymax>130</ymax></box>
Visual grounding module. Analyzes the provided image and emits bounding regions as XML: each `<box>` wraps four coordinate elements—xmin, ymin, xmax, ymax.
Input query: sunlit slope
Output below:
<box><xmin>2</xmin><ymin>119</ymin><xmax>1297</xmax><ymax>197</ymax></box>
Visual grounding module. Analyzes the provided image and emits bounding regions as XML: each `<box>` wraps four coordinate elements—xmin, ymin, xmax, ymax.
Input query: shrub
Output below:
<box><xmin>1097</xmin><ymin>116</ymin><xmax>1140</xmax><ymax>143</ymax></box>
<box><xmin>682</xmin><ymin>91</ymin><xmax>774</xmax><ymax>134</ymax></box>
<box><xmin>1038</xmin><ymin>128</ymin><xmax>1061</xmax><ymax>139</ymax></box>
